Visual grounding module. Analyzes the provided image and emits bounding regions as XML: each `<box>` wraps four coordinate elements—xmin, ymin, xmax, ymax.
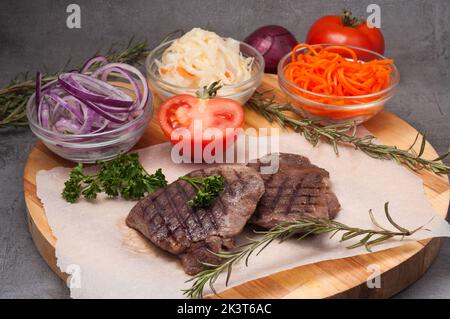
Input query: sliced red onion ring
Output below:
<box><xmin>58</xmin><ymin>73</ymin><xmax>134</xmax><ymax>107</ymax></box>
<box><xmin>80</xmin><ymin>98</ymin><xmax>128</xmax><ymax>124</ymax></box>
<box><xmin>62</xmin><ymin>95</ymin><xmax>84</xmax><ymax>119</ymax></box>
<box><xmin>81</xmin><ymin>56</ymin><xmax>108</xmax><ymax>74</ymax></box>
<box><xmin>38</xmin><ymin>98</ymin><xmax>50</xmax><ymax>129</ymax></box>
<box><xmin>44</xmin><ymin>93</ymin><xmax>84</xmax><ymax>123</ymax></box>
<box><xmin>92</xmin><ymin>103</ymin><xmax>133</xmax><ymax>113</ymax></box>
<box><xmin>92</xmin><ymin>63</ymin><xmax>148</xmax><ymax>112</ymax></box>
<box><xmin>94</xmin><ymin>66</ymin><xmax>142</xmax><ymax>106</ymax></box>
<box><xmin>54</xmin><ymin>118</ymin><xmax>82</xmax><ymax>134</ymax></box>
<box><xmin>91</xmin><ymin>118</ymin><xmax>109</xmax><ymax>134</ymax></box>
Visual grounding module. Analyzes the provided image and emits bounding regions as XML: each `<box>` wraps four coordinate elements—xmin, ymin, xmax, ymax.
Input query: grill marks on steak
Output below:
<box><xmin>126</xmin><ymin>153</ymin><xmax>340</xmax><ymax>274</ymax></box>
<box><xmin>247</xmin><ymin>153</ymin><xmax>341</xmax><ymax>229</ymax></box>
<box><xmin>126</xmin><ymin>165</ymin><xmax>265</xmax><ymax>275</ymax></box>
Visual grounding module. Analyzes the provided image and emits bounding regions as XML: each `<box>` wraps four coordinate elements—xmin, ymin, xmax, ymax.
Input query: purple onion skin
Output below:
<box><xmin>244</xmin><ymin>25</ymin><xmax>298</xmax><ymax>74</ymax></box>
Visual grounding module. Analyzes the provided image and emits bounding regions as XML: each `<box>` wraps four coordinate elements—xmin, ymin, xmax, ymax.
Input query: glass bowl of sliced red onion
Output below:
<box><xmin>26</xmin><ymin>59</ymin><xmax>153</xmax><ymax>163</ymax></box>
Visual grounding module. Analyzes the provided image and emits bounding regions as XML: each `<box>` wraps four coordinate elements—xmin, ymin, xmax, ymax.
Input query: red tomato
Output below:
<box><xmin>306</xmin><ymin>11</ymin><xmax>385</xmax><ymax>56</ymax></box>
<box><xmin>157</xmin><ymin>94</ymin><xmax>244</xmax><ymax>159</ymax></box>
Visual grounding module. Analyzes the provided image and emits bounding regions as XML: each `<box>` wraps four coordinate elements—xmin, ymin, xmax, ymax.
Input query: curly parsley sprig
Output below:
<box><xmin>62</xmin><ymin>153</ymin><xmax>167</xmax><ymax>203</ymax></box>
<box><xmin>180</xmin><ymin>175</ymin><xmax>225</xmax><ymax>209</ymax></box>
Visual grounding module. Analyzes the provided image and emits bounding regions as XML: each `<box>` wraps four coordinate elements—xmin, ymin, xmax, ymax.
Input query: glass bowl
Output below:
<box><xmin>277</xmin><ymin>44</ymin><xmax>399</xmax><ymax>124</ymax></box>
<box><xmin>26</xmin><ymin>79</ymin><xmax>153</xmax><ymax>163</ymax></box>
<box><xmin>145</xmin><ymin>39</ymin><xmax>265</xmax><ymax>105</ymax></box>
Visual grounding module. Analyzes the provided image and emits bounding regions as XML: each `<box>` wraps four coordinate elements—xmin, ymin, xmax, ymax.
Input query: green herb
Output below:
<box><xmin>180</xmin><ymin>175</ymin><xmax>225</xmax><ymax>208</ymax></box>
<box><xmin>196</xmin><ymin>81</ymin><xmax>222</xmax><ymax>99</ymax></box>
<box><xmin>341</xmin><ymin>9</ymin><xmax>362</xmax><ymax>27</ymax></box>
<box><xmin>62</xmin><ymin>153</ymin><xmax>167</xmax><ymax>203</ymax></box>
<box><xmin>246</xmin><ymin>92</ymin><xmax>450</xmax><ymax>175</ymax></box>
<box><xmin>183</xmin><ymin>202</ymin><xmax>429</xmax><ymax>298</ymax></box>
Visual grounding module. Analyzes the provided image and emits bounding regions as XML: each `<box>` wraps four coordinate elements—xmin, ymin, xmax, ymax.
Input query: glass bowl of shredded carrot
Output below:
<box><xmin>278</xmin><ymin>43</ymin><xmax>399</xmax><ymax>124</ymax></box>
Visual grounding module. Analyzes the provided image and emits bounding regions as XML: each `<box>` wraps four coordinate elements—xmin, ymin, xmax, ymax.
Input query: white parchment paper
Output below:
<box><xmin>36</xmin><ymin>133</ymin><xmax>450</xmax><ymax>298</ymax></box>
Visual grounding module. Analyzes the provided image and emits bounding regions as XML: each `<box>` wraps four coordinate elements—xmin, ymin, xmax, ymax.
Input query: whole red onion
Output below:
<box><xmin>244</xmin><ymin>25</ymin><xmax>298</xmax><ymax>74</ymax></box>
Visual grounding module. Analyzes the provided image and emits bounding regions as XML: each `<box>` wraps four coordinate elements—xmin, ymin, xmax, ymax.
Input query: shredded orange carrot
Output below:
<box><xmin>176</xmin><ymin>66</ymin><xmax>196</xmax><ymax>78</ymax></box>
<box><xmin>160</xmin><ymin>66</ymin><xmax>173</xmax><ymax>75</ymax></box>
<box><xmin>284</xmin><ymin>44</ymin><xmax>394</xmax><ymax>107</ymax></box>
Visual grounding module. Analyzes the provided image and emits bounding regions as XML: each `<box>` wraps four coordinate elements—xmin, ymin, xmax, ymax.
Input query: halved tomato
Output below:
<box><xmin>157</xmin><ymin>94</ymin><xmax>244</xmax><ymax>160</ymax></box>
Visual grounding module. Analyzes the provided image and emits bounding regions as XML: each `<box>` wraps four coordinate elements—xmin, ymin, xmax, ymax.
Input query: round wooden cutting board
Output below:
<box><xmin>24</xmin><ymin>74</ymin><xmax>449</xmax><ymax>299</ymax></box>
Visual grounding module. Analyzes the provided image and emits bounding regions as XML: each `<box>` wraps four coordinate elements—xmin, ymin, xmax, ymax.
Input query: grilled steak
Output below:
<box><xmin>247</xmin><ymin>153</ymin><xmax>340</xmax><ymax>229</ymax></box>
<box><xmin>126</xmin><ymin>165</ymin><xmax>265</xmax><ymax>275</ymax></box>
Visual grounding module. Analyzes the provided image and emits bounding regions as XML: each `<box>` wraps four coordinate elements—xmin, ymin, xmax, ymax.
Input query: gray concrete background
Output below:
<box><xmin>0</xmin><ymin>0</ymin><xmax>449</xmax><ymax>298</ymax></box>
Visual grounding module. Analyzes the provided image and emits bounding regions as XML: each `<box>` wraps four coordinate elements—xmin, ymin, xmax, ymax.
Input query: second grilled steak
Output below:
<box><xmin>126</xmin><ymin>165</ymin><xmax>265</xmax><ymax>275</ymax></box>
<box><xmin>247</xmin><ymin>153</ymin><xmax>341</xmax><ymax>229</ymax></box>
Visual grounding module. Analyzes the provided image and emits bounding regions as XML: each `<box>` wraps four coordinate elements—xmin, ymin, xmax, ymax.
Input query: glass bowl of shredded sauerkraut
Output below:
<box><xmin>146</xmin><ymin>28</ymin><xmax>265</xmax><ymax>105</ymax></box>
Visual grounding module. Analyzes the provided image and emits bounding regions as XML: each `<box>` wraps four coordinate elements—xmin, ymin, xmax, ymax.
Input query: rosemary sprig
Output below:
<box><xmin>183</xmin><ymin>202</ymin><xmax>428</xmax><ymax>298</ymax></box>
<box><xmin>246</xmin><ymin>92</ymin><xmax>450</xmax><ymax>175</ymax></box>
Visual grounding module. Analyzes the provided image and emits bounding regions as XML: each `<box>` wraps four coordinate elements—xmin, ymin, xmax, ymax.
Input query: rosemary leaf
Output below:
<box><xmin>183</xmin><ymin>203</ymin><xmax>427</xmax><ymax>298</ymax></box>
<box><xmin>246</xmin><ymin>92</ymin><xmax>450</xmax><ymax>175</ymax></box>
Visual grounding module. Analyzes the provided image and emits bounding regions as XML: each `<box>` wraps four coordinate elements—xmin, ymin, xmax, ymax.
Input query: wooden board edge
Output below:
<box><xmin>26</xmin><ymin>205</ymin><xmax>67</xmax><ymax>281</ymax></box>
<box><xmin>210</xmin><ymin>239</ymin><xmax>438</xmax><ymax>298</ymax></box>
<box><xmin>329</xmin><ymin>238</ymin><xmax>442</xmax><ymax>299</ymax></box>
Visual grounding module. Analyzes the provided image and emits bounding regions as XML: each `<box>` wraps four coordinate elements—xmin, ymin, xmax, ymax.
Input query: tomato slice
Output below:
<box><xmin>157</xmin><ymin>94</ymin><xmax>244</xmax><ymax>157</ymax></box>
